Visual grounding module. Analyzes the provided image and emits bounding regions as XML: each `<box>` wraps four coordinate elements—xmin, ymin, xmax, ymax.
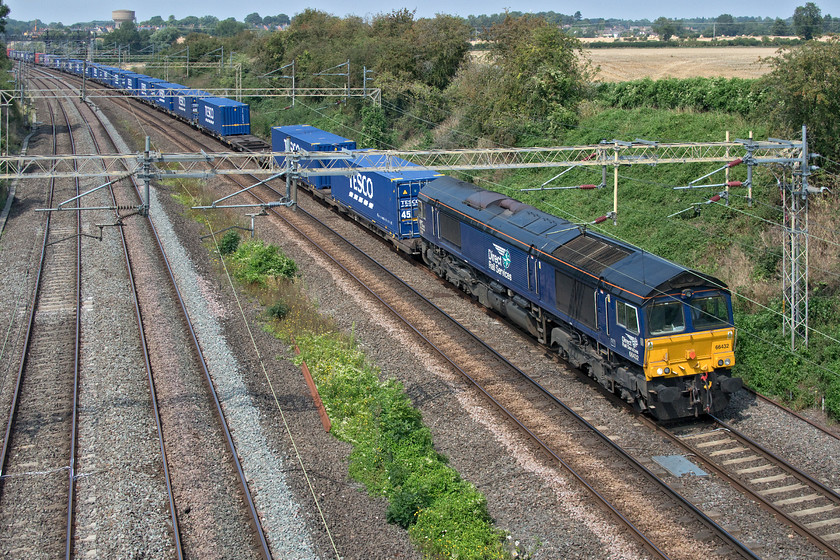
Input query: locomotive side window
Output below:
<box><xmin>438</xmin><ymin>211</ymin><xmax>461</xmax><ymax>248</ymax></box>
<box><xmin>648</xmin><ymin>300</ymin><xmax>685</xmax><ymax>335</ymax></box>
<box><xmin>616</xmin><ymin>300</ymin><xmax>639</xmax><ymax>334</ymax></box>
<box><xmin>691</xmin><ymin>295</ymin><xmax>729</xmax><ymax>329</ymax></box>
<box><xmin>417</xmin><ymin>200</ymin><xmax>426</xmax><ymax>220</ymax></box>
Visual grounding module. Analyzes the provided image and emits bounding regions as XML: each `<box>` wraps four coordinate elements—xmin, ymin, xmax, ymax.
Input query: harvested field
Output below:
<box><xmin>584</xmin><ymin>47</ymin><xmax>780</xmax><ymax>82</ymax></box>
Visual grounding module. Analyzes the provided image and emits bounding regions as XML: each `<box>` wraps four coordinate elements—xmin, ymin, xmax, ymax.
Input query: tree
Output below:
<box><xmin>652</xmin><ymin>17</ymin><xmax>677</xmax><ymax>41</ymax></box>
<box><xmin>147</xmin><ymin>15</ymin><xmax>164</xmax><ymax>27</ymax></box>
<box><xmin>100</xmin><ymin>20</ymin><xmax>148</xmax><ymax>52</ymax></box>
<box><xmin>715</xmin><ymin>14</ymin><xmax>739</xmax><ymax>36</ymax></box>
<box><xmin>245</xmin><ymin>13</ymin><xmax>263</xmax><ymax>27</ymax></box>
<box><xmin>0</xmin><ymin>0</ymin><xmax>10</xmax><ymax>33</ymax></box>
<box><xmin>199</xmin><ymin>15</ymin><xmax>219</xmax><ymax>28</ymax></box>
<box><xmin>467</xmin><ymin>14</ymin><xmax>592</xmax><ymax>142</ymax></box>
<box><xmin>759</xmin><ymin>37</ymin><xmax>840</xmax><ymax>163</ymax></box>
<box><xmin>213</xmin><ymin>17</ymin><xmax>245</xmax><ymax>37</ymax></box>
<box><xmin>771</xmin><ymin>17</ymin><xmax>790</xmax><ymax>36</ymax></box>
<box><xmin>793</xmin><ymin>2</ymin><xmax>822</xmax><ymax>39</ymax></box>
<box><xmin>411</xmin><ymin>15</ymin><xmax>471</xmax><ymax>89</ymax></box>
<box><xmin>150</xmin><ymin>26</ymin><xmax>181</xmax><ymax>50</ymax></box>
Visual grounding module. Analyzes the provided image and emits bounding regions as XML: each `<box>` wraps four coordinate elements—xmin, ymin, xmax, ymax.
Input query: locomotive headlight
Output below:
<box><xmin>718</xmin><ymin>360</ymin><xmax>724</xmax><ymax>366</ymax></box>
<box><xmin>664</xmin><ymin>367</ymin><xmax>670</xmax><ymax>374</ymax></box>
<box><xmin>725</xmin><ymin>359</ymin><xmax>731</xmax><ymax>366</ymax></box>
<box><xmin>657</xmin><ymin>368</ymin><xmax>663</xmax><ymax>375</ymax></box>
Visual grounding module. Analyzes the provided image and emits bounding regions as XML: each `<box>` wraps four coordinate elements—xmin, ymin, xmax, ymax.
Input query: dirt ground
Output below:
<box><xmin>584</xmin><ymin>47</ymin><xmax>781</xmax><ymax>82</ymax></box>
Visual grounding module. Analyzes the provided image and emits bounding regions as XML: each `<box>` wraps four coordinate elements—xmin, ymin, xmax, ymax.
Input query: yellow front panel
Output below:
<box><xmin>644</xmin><ymin>328</ymin><xmax>735</xmax><ymax>381</ymax></box>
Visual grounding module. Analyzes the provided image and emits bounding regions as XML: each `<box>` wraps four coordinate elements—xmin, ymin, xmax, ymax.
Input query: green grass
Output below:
<box><xmin>294</xmin><ymin>333</ymin><xmax>510</xmax><ymax>559</ymax></box>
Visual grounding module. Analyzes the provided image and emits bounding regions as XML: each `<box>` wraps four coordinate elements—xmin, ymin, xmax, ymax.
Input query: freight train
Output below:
<box><xmin>13</xmin><ymin>51</ymin><xmax>741</xmax><ymax>420</ymax></box>
<box><xmin>272</xmin><ymin>126</ymin><xmax>742</xmax><ymax>421</ymax></box>
<box><xmin>9</xmin><ymin>50</ymin><xmax>253</xmax><ymax>145</ymax></box>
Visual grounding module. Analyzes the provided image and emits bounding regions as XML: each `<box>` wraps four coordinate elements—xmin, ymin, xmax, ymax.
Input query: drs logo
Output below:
<box><xmin>351</xmin><ymin>173</ymin><xmax>374</xmax><ymax>199</ymax></box>
<box><xmin>204</xmin><ymin>106</ymin><xmax>215</xmax><ymax>125</ymax></box>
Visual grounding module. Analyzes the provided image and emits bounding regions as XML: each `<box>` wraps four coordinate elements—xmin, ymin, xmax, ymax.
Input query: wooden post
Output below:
<box><xmin>293</xmin><ymin>342</ymin><xmax>331</xmax><ymax>432</ymax></box>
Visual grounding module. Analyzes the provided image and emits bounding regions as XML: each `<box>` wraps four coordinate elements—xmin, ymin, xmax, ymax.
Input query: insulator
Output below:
<box><xmin>727</xmin><ymin>158</ymin><xmax>743</xmax><ymax>168</ymax></box>
<box><xmin>579</xmin><ymin>184</ymin><xmax>597</xmax><ymax>189</ymax></box>
<box><xmin>709</xmin><ymin>195</ymin><xmax>722</xmax><ymax>203</ymax></box>
<box><xmin>593</xmin><ymin>216</ymin><xmax>608</xmax><ymax>224</ymax></box>
<box><xmin>726</xmin><ymin>181</ymin><xmax>743</xmax><ymax>187</ymax></box>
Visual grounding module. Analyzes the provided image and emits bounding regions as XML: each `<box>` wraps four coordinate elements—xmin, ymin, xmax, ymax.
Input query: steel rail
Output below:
<box><xmin>746</xmin><ymin>387</ymin><xmax>840</xmax><ymax>442</ymax></box>
<box><xmin>43</xmin><ymin>67</ymin><xmax>264</xmax><ymax>558</ymax></box>
<box><xmin>74</xmin><ymin>91</ymin><xmax>185</xmax><ymax>559</ymax></box>
<box><xmin>653</xmin><ymin>415</ymin><xmax>840</xmax><ymax>560</ymax></box>
<box><xmin>0</xmin><ymin>99</ymin><xmax>58</xmax><ymax>483</ymax></box>
<box><xmin>138</xmin><ymin>174</ymin><xmax>272</xmax><ymax>560</ymax></box>
<box><xmin>55</xmin><ymin>88</ymin><xmax>83</xmax><ymax>560</ymax></box>
<box><xmin>71</xmin><ymin>81</ymin><xmax>273</xmax><ymax>558</ymax></box>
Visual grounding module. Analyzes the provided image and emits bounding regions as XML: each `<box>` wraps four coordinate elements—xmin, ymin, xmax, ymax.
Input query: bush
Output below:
<box><xmin>230</xmin><ymin>239</ymin><xmax>298</xmax><ymax>285</ymax></box>
<box><xmin>219</xmin><ymin>230</ymin><xmax>241</xmax><ymax>255</ymax></box>
<box><xmin>266</xmin><ymin>300</ymin><xmax>290</xmax><ymax>320</ymax></box>
<box><xmin>592</xmin><ymin>77</ymin><xmax>766</xmax><ymax>116</ymax></box>
<box><xmin>295</xmin><ymin>333</ymin><xmax>509</xmax><ymax>557</ymax></box>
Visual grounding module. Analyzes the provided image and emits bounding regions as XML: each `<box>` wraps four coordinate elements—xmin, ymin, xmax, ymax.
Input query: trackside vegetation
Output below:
<box><xmin>171</xmin><ymin>197</ymin><xmax>514</xmax><ymax>558</ymax></box>
<box><xmin>225</xmin><ymin>235</ymin><xmax>511</xmax><ymax>559</ymax></box>
<box><xmin>291</xmin><ymin>333</ymin><xmax>508</xmax><ymax>559</ymax></box>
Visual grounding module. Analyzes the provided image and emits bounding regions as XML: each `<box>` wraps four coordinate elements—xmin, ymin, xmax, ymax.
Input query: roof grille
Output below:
<box><xmin>552</xmin><ymin>234</ymin><xmax>630</xmax><ymax>275</ymax></box>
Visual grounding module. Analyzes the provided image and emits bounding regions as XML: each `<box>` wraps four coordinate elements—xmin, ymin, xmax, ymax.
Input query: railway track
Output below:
<box><xmin>45</xmin><ymin>65</ymin><xmax>840</xmax><ymax>558</ymax></box>
<box><xmin>655</xmin><ymin>416</ymin><xmax>840</xmax><ymax>559</ymax></box>
<box><xmin>74</xmin><ymin>74</ymin><xmax>272</xmax><ymax>559</ymax></box>
<box><xmin>0</xmin><ymin>94</ymin><xmax>81</xmax><ymax>558</ymax></box>
<box><xmin>14</xmin><ymin>67</ymin><xmax>273</xmax><ymax>558</ymax></box>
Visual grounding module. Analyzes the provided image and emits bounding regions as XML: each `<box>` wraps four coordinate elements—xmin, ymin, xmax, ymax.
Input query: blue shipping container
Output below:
<box><xmin>137</xmin><ymin>77</ymin><xmax>166</xmax><ymax>100</ymax></box>
<box><xmin>121</xmin><ymin>72</ymin><xmax>142</xmax><ymax>93</ymax></box>
<box><xmin>331</xmin><ymin>153</ymin><xmax>443</xmax><ymax>240</ymax></box>
<box><xmin>197</xmin><ymin>97</ymin><xmax>250</xmax><ymax>136</ymax></box>
<box><xmin>173</xmin><ymin>90</ymin><xmax>212</xmax><ymax>121</ymax></box>
<box><xmin>151</xmin><ymin>82</ymin><xmax>187</xmax><ymax>111</ymax></box>
<box><xmin>270</xmin><ymin>125</ymin><xmax>356</xmax><ymax>189</ymax></box>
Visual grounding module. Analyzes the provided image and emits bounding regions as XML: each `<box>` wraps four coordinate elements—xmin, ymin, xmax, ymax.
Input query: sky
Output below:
<box><xmin>7</xmin><ymin>0</ymin><xmax>816</xmax><ymax>26</ymax></box>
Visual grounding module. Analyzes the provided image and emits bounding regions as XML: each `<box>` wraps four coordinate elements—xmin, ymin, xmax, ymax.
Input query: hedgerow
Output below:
<box><xmin>592</xmin><ymin>77</ymin><xmax>767</xmax><ymax>115</ymax></box>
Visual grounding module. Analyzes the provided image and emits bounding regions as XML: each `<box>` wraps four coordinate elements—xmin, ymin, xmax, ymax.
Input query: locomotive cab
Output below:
<box><xmin>640</xmin><ymin>290</ymin><xmax>741</xmax><ymax>417</ymax></box>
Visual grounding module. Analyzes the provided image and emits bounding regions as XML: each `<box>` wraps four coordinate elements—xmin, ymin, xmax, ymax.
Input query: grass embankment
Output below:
<box><xmin>173</xmin><ymin>182</ymin><xmax>514</xmax><ymax>559</ymax></box>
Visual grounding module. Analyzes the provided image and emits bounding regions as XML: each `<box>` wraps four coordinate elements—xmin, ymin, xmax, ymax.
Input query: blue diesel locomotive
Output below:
<box><xmin>417</xmin><ymin>176</ymin><xmax>741</xmax><ymax>421</ymax></box>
